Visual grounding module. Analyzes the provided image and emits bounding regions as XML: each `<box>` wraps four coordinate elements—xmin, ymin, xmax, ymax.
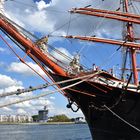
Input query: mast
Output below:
<box><xmin>124</xmin><ymin>0</ymin><xmax>138</xmax><ymax>85</ymax></box>
<box><xmin>63</xmin><ymin>35</ymin><xmax>140</xmax><ymax>49</ymax></box>
<box><xmin>0</xmin><ymin>14</ymin><xmax>67</xmax><ymax>76</ymax></box>
<box><xmin>70</xmin><ymin>8</ymin><xmax>140</xmax><ymax>25</ymax></box>
<box><xmin>67</xmin><ymin>0</ymin><xmax>140</xmax><ymax>85</ymax></box>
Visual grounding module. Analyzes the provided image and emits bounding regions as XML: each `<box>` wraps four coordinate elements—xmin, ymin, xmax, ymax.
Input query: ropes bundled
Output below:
<box><xmin>0</xmin><ymin>71</ymin><xmax>101</xmax><ymax>108</ymax></box>
<box><xmin>0</xmin><ymin>83</ymin><xmax>48</xmax><ymax>98</ymax></box>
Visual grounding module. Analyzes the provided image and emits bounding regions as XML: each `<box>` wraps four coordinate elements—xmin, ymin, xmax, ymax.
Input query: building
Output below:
<box><xmin>38</xmin><ymin>106</ymin><xmax>49</xmax><ymax>122</ymax></box>
<box><xmin>0</xmin><ymin>114</ymin><xmax>33</xmax><ymax>123</ymax></box>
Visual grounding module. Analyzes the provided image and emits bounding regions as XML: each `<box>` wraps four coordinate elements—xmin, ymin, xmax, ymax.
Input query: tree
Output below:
<box><xmin>48</xmin><ymin>114</ymin><xmax>71</xmax><ymax>122</ymax></box>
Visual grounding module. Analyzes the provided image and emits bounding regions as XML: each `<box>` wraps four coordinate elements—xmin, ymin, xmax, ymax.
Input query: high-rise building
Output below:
<box><xmin>38</xmin><ymin>106</ymin><xmax>49</xmax><ymax>122</ymax></box>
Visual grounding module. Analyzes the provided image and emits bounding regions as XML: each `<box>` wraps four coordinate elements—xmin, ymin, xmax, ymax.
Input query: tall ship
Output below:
<box><xmin>0</xmin><ymin>0</ymin><xmax>140</xmax><ymax>139</ymax></box>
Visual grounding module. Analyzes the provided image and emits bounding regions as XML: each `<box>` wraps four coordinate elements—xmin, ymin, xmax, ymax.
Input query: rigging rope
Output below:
<box><xmin>88</xmin><ymin>4</ymin><xmax>120</xmax><ymax>37</ymax></box>
<box><xmin>132</xmin><ymin>1</ymin><xmax>140</xmax><ymax>15</ymax></box>
<box><xmin>1</xmin><ymin>13</ymin><xmax>74</xmax><ymax>68</ymax></box>
<box><xmin>0</xmin><ymin>34</ymin><xmax>49</xmax><ymax>83</ymax></box>
<box><xmin>0</xmin><ymin>3</ymin><xmax>93</xmax><ymax>69</ymax></box>
<box><xmin>104</xmin><ymin>105</ymin><xmax>140</xmax><ymax>133</ymax></box>
<box><xmin>0</xmin><ymin>13</ymin><xmax>38</xmax><ymax>40</ymax></box>
<box><xmin>48</xmin><ymin>44</ymin><xmax>72</xmax><ymax>61</ymax></box>
<box><xmin>48</xmin><ymin>14</ymin><xmax>83</xmax><ymax>35</ymax></box>
<box><xmin>99</xmin><ymin>45</ymin><xmax>122</xmax><ymax>70</ymax></box>
<box><xmin>75</xmin><ymin>3</ymin><xmax>123</xmax><ymax>65</ymax></box>
<box><xmin>0</xmin><ymin>71</ymin><xmax>100</xmax><ymax>108</ymax></box>
<box><xmin>66</xmin><ymin>13</ymin><xmax>72</xmax><ymax>36</ymax></box>
<box><xmin>1</xmin><ymin>24</ymin><xmax>103</xmax><ymax>99</ymax></box>
<box><xmin>0</xmin><ymin>83</ymin><xmax>48</xmax><ymax>98</ymax></box>
<box><xmin>0</xmin><ymin>33</ymin><xmax>102</xmax><ymax>98</ymax></box>
<box><xmin>1</xmin><ymin>28</ymin><xmax>57</xmax><ymax>86</ymax></box>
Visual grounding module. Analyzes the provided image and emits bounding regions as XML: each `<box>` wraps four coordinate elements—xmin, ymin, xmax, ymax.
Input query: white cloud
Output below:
<box><xmin>1</xmin><ymin>0</ymin><xmax>122</xmax><ymax>37</ymax></box>
<box><xmin>2</xmin><ymin>0</ymin><xmax>140</xmax><ymax>40</ymax></box>
<box><xmin>17</xmin><ymin>108</ymin><xmax>27</xmax><ymax>114</ymax></box>
<box><xmin>2</xmin><ymin>107</ymin><xmax>12</xmax><ymax>111</ymax></box>
<box><xmin>0</xmin><ymin>82</ymin><xmax>82</xmax><ymax>117</ymax></box>
<box><xmin>50</xmin><ymin>96</ymin><xmax>55</xmax><ymax>100</ymax></box>
<box><xmin>0</xmin><ymin>88</ymin><xmax>55</xmax><ymax>116</ymax></box>
<box><xmin>14</xmin><ymin>100</ymin><xmax>32</xmax><ymax>108</ymax></box>
<box><xmin>2</xmin><ymin>0</ymin><xmax>140</xmax><ymax>118</ymax></box>
<box><xmin>0</xmin><ymin>74</ymin><xmax>22</xmax><ymax>88</ymax></box>
<box><xmin>0</xmin><ymin>86</ymin><xmax>23</xmax><ymax>95</ymax></box>
<box><xmin>0</xmin><ymin>47</ymin><xmax>5</xmax><ymax>52</ymax></box>
<box><xmin>8</xmin><ymin>61</ymin><xmax>46</xmax><ymax>77</ymax></box>
<box><xmin>12</xmin><ymin>97</ymin><xmax>55</xmax><ymax>115</ymax></box>
<box><xmin>0</xmin><ymin>0</ymin><xmax>5</xmax><ymax>13</ymax></box>
<box><xmin>36</xmin><ymin>0</ymin><xmax>49</xmax><ymax>11</ymax></box>
<box><xmin>0</xmin><ymin>80</ymin><xmax>83</xmax><ymax>117</ymax></box>
<box><xmin>51</xmin><ymin>47</ymin><xmax>72</xmax><ymax>64</ymax></box>
<box><xmin>0</xmin><ymin>73</ymin><xmax>53</xmax><ymax>116</ymax></box>
<box><xmin>30</xmin><ymin>97</ymin><xmax>51</xmax><ymax>106</ymax></box>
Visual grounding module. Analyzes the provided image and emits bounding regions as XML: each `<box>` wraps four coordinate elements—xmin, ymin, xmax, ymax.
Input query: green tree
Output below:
<box><xmin>48</xmin><ymin>114</ymin><xmax>71</xmax><ymax>122</ymax></box>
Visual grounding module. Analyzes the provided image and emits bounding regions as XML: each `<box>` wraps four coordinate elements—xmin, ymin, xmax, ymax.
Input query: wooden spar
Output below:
<box><xmin>0</xmin><ymin>16</ymin><xmax>67</xmax><ymax>76</ymax></box>
<box><xmin>70</xmin><ymin>9</ymin><xmax>140</xmax><ymax>25</ymax></box>
<box><xmin>73</xmin><ymin>8</ymin><xmax>140</xmax><ymax>19</ymax></box>
<box><xmin>124</xmin><ymin>0</ymin><xmax>138</xmax><ymax>85</ymax></box>
<box><xmin>121</xmin><ymin>68</ymin><xmax>140</xmax><ymax>71</ymax></box>
<box><xmin>63</xmin><ymin>35</ymin><xmax>140</xmax><ymax>49</ymax></box>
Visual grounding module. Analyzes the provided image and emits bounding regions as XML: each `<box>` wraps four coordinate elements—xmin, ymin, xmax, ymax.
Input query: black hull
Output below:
<box><xmin>50</xmin><ymin>73</ymin><xmax>140</xmax><ymax>140</ymax></box>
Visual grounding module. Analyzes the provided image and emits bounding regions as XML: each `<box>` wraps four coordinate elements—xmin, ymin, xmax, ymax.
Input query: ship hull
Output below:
<box><xmin>50</xmin><ymin>72</ymin><xmax>140</xmax><ymax>140</ymax></box>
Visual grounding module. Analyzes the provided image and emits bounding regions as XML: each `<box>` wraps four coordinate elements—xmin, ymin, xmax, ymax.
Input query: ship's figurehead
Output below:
<box><xmin>68</xmin><ymin>54</ymin><xmax>83</xmax><ymax>74</ymax></box>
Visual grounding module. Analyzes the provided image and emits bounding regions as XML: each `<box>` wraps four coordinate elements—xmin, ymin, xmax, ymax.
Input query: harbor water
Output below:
<box><xmin>0</xmin><ymin>124</ymin><xmax>92</xmax><ymax>140</ymax></box>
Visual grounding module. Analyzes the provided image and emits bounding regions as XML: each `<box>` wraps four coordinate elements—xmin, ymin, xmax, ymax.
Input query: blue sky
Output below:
<box><xmin>0</xmin><ymin>0</ymin><xmax>92</xmax><ymax>117</ymax></box>
<box><xmin>0</xmin><ymin>0</ymin><xmax>140</xmax><ymax>117</ymax></box>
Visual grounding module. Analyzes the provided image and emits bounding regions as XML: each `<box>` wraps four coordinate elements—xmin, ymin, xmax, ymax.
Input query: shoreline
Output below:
<box><xmin>0</xmin><ymin>122</ymin><xmax>86</xmax><ymax>125</ymax></box>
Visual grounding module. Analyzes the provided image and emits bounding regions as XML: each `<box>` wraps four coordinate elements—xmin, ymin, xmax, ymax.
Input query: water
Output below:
<box><xmin>0</xmin><ymin>124</ymin><xmax>92</xmax><ymax>140</ymax></box>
